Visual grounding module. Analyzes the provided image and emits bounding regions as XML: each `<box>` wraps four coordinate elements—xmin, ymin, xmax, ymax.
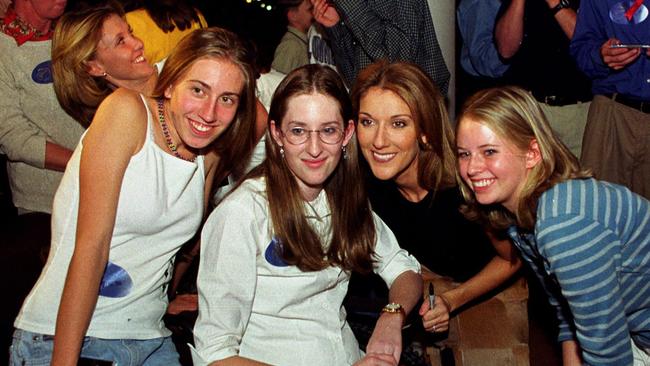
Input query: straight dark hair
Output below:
<box><xmin>260</xmin><ymin>64</ymin><xmax>376</xmax><ymax>273</ymax></box>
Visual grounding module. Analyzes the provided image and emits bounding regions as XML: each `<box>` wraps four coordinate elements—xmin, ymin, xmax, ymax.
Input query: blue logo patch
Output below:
<box><xmin>99</xmin><ymin>261</ymin><xmax>133</xmax><ymax>298</ymax></box>
<box><xmin>264</xmin><ymin>237</ymin><xmax>288</xmax><ymax>267</ymax></box>
<box><xmin>31</xmin><ymin>61</ymin><xmax>53</xmax><ymax>84</ymax></box>
<box><xmin>610</xmin><ymin>1</ymin><xmax>648</xmax><ymax>25</ymax></box>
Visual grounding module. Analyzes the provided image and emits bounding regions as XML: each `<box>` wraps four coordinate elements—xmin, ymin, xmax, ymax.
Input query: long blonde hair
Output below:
<box><xmin>260</xmin><ymin>64</ymin><xmax>376</xmax><ymax>273</ymax></box>
<box><xmin>457</xmin><ymin>86</ymin><xmax>591</xmax><ymax>230</ymax></box>
<box><xmin>52</xmin><ymin>3</ymin><xmax>123</xmax><ymax>126</ymax></box>
<box><xmin>351</xmin><ymin>60</ymin><xmax>456</xmax><ymax>195</ymax></box>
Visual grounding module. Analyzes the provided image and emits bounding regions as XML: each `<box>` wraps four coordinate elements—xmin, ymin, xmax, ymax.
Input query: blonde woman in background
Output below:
<box><xmin>52</xmin><ymin>3</ymin><xmax>157</xmax><ymax>126</ymax></box>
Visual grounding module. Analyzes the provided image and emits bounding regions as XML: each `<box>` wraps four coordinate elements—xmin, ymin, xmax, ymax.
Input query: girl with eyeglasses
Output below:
<box><xmin>192</xmin><ymin>64</ymin><xmax>422</xmax><ymax>366</ymax></box>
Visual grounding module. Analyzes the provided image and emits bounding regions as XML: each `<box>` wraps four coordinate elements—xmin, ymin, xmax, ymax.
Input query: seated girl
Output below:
<box><xmin>11</xmin><ymin>27</ymin><xmax>258</xmax><ymax>366</ymax></box>
<box><xmin>53</xmin><ymin>5</ymin><xmax>268</xmax><ymax>294</ymax></box>
<box><xmin>456</xmin><ymin>86</ymin><xmax>650</xmax><ymax>365</ymax></box>
<box><xmin>192</xmin><ymin>64</ymin><xmax>422</xmax><ymax>366</ymax></box>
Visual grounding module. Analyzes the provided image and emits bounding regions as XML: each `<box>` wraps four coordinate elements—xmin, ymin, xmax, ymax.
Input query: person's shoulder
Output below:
<box><xmin>125</xmin><ymin>9</ymin><xmax>155</xmax><ymax>29</ymax></box>
<box><xmin>89</xmin><ymin>89</ymin><xmax>148</xmax><ymax>142</ymax></box>
<box><xmin>100</xmin><ymin>88</ymin><xmax>146</xmax><ymax>114</ymax></box>
<box><xmin>0</xmin><ymin>32</ymin><xmax>48</xmax><ymax>53</ymax></box>
<box><xmin>125</xmin><ymin>8</ymin><xmax>148</xmax><ymax>19</ymax></box>
<box><xmin>0</xmin><ymin>31</ymin><xmax>12</xmax><ymax>46</ymax></box>
<box><xmin>218</xmin><ymin>177</ymin><xmax>268</xmax><ymax>211</ymax></box>
<box><xmin>278</xmin><ymin>33</ymin><xmax>303</xmax><ymax>47</ymax></box>
<box><xmin>542</xmin><ymin>178</ymin><xmax>614</xmax><ymax>201</ymax></box>
<box><xmin>0</xmin><ymin>34</ymin><xmax>15</xmax><ymax>68</ymax></box>
<box><xmin>536</xmin><ymin>178</ymin><xmax>629</xmax><ymax>221</ymax></box>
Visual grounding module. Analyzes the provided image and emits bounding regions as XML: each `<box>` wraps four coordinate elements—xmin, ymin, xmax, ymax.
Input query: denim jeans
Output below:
<box><xmin>10</xmin><ymin>328</ymin><xmax>181</xmax><ymax>366</ymax></box>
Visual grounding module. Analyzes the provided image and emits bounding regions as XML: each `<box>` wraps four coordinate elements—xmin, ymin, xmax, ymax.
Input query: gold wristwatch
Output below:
<box><xmin>381</xmin><ymin>302</ymin><xmax>405</xmax><ymax>317</ymax></box>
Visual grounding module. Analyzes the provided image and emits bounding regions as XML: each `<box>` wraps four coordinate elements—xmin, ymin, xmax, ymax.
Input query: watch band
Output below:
<box><xmin>381</xmin><ymin>303</ymin><xmax>405</xmax><ymax>317</ymax></box>
<box><xmin>551</xmin><ymin>0</ymin><xmax>571</xmax><ymax>15</ymax></box>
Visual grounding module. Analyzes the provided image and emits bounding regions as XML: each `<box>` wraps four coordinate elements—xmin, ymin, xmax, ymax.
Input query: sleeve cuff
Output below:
<box><xmin>190</xmin><ymin>343</ymin><xmax>239</xmax><ymax>366</ymax></box>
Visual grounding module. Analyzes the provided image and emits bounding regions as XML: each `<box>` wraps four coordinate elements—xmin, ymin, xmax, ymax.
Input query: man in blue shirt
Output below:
<box><xmin>456</xmin><ymin>0</ymin><xmax>510</xmax><ymax>108</ymax></box>
<box><xmin>570</xmin><ymin>0</ymin><xmax>650</xmax><ymax>200</ymax></box>
<box><xmin>457</xmin><ymin>0</ymin><xmax>508</xmax><ymax>79</ymax></box>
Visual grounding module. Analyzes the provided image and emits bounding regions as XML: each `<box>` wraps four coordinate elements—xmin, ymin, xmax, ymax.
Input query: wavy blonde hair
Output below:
<box><xmin>52</xmin><ymin>3</ymin><xmax>123</xmax><ymax>126</ymax></box>
<box><xmin>457</xmin><ymin>86</ymin><xmax>591</xmax><ymax>230</ymax></box>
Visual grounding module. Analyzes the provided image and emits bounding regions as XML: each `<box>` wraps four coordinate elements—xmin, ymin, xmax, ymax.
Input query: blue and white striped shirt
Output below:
<box><xmin>509</xmin><ymin>179</ymin><xmax>650</xmax><ymax>366</ymax></box>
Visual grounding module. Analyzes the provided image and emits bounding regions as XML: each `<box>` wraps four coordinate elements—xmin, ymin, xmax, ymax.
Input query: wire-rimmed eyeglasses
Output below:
<box><xmin>282</xmin><ymin>126</ymin><xmax>345</xmax><ymax>145</ymax></box>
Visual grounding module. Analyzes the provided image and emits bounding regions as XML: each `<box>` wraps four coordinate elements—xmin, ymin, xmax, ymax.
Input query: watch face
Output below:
<box><xmin>384</xmin><ymin>303</ymin><xmax>403</xmax><ymax>312</ymax></box>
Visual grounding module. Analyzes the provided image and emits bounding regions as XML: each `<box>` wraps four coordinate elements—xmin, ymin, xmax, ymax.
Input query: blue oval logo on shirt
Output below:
<box><xmin>31</xmin><ymin>60</ymin><xmax>53</xmax><ymax>84</ymax></box>
<box><xmin>264</xmin><ymin>237</ymin><xmax>288</xmax><ymax>267</ymax></box>
<box><xmin>99</xmin><ymin>261</ymin><xmax>133</xmax><ymax>298</ymax></box>
<box><xmin>610</xmin><ymin>1</ymin><xmax>648</xmax><ymax>25</ymax></box>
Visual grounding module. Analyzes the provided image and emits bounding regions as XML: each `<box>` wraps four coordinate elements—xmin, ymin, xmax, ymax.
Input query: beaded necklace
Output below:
<box><xmin>156</xmin><ymin>98</ymin><xmax>196</xmax><ymax>162</ymax></box>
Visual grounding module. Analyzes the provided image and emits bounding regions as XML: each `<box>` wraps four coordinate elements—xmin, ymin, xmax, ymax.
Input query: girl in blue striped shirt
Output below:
<box><xmin>455</xmin><ymin>86</ymin><xmax>650</xmax><ymax>366</ymax></box>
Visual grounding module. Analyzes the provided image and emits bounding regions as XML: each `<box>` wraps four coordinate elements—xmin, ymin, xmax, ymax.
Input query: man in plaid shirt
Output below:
<box><xmin>311</xmin><ymin>0</ymin><xmax>450</xmax><ymax>96</ymax></box>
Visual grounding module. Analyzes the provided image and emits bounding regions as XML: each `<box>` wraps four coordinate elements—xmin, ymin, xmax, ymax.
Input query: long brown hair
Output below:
<box><xmin>152</xmin><ymin>27</ymin><xmax>258</xmax><ymax>181</ymax></box>
<box><xmin>351</xmin><ymin>60</ymin><xmax>456</xmax><ymax>196</ymax></box>
<box><xmin>52</xmin><ymin>3</ymin><xmax>123</xmax><ymax>126</ymax></box>
<box><xmin>262</xmin><ymin>64</ymin><xmax>376</xmax><ymax>273</ymax></box>
<box><xmin>457</xmin><ymin>86</ymin><xmax>591</xmax><ymax>230</ymax></box>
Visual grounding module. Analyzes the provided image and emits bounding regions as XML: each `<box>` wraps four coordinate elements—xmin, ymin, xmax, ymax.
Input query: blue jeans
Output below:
<box><xmin>10</xmin><ymin>329</ymin><xmax>181</xmax><ymax>366</ymax></box>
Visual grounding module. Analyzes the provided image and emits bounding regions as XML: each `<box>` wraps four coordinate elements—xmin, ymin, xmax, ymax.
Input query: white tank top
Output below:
<box><xmin>15</xmin><ymin>94</ymin><xmax>205</xmax><ymax>339</ymax></box>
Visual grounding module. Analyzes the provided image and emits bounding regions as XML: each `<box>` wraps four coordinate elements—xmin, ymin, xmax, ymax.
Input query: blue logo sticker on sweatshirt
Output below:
<box><xmin>99</xmin><ymin>261</ymin><xmax>133</xmax><ymax>298</ymax></box>
<box><xmin>31</xmin><ymin>61</ymin><xmax>53</xmax><ymax>84</ymax></box>
<box><xmin>610</xmin><ymin>1</ymin><xmax>648</xmax><ymax>25</ymax></box>
<box><xmin>264</xmin><ymin>237</ymin><xmax>288</xmax><ymax>267</ymax></box>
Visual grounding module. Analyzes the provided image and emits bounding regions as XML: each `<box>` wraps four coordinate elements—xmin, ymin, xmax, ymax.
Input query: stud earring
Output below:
<box><xmin>102</xmin><ymin>72</ymin><xmax>107</xmax><ymax>77</ymax></box>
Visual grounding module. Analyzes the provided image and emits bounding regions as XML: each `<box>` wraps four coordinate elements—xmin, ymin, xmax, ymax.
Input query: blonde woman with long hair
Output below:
<box><xmin>52</xmin><ymin>3</ymin><xmax>158</xmax><ymax>126</ymax></box>
<box><xmin>456</xmin><ymin>86</ymin><xmax>650</xmax><ymax>366</ymax></box>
